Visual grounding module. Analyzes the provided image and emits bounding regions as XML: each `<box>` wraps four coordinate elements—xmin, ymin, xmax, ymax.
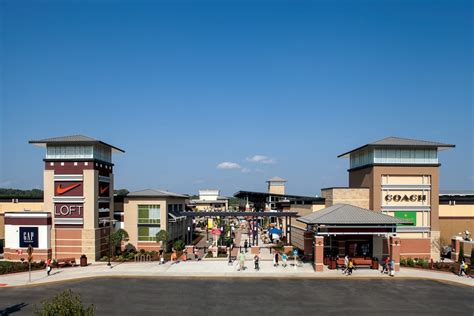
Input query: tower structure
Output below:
<box><xmin>30</xmin><ymin>135</ymin><xmax>124</xmax><ymax>260</ymax></box>
<box><xmin>338</xmin><ymin>137</ymin><xmax>454</xmax><ymax>260</ymax></box>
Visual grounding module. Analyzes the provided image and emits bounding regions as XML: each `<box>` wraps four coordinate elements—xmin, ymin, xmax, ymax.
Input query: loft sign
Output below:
<box><xmin>385</xmin><ymin>194</ymin><xmax>426</xmax><ymax>202</ymax></box>
<box><xmin>54</xmin><ymin>203</ymin><xmax>83</xmax><ymax>218</ymax></box>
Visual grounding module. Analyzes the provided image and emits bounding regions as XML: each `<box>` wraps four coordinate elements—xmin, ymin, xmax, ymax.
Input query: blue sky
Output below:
<box><xmin>1</xmin><ymin>0</ymin><xmax>472</xmax><ymax>196</ymax></box>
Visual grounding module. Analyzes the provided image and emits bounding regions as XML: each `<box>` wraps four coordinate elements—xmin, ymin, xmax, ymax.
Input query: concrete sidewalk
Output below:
<box><xmin>0</xmin><ymin>260</ymin><xmax>472</xmax><ymax>288</ymax></box>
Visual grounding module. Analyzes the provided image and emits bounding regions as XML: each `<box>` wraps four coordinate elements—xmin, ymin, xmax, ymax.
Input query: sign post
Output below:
<box><xmin>293</xmin><ymin>249</ymin><xmax>298</xmax><ymax>269</ymax></box>
<box><xmin>27</xmin><ymin>245</ymin><xmax>33</xmax><ymax>282</ymax></box>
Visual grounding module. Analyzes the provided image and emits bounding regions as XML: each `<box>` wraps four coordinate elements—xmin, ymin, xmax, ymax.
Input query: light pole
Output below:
<box><xmin>99</xmin><ymin>218</ymin><xmax>117</xmax><ymax>268</ymax></box>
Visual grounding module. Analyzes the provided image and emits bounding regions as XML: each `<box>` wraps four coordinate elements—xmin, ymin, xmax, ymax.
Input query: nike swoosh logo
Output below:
<box><xmin>100</xmin><ymin>186</ymin><xmax>109</xmax><ymax>195</ymax></box>
<box><xmin>56</xmin><ymin>183</ymin><xmax>81</xmax><ymax>195</ymax></box>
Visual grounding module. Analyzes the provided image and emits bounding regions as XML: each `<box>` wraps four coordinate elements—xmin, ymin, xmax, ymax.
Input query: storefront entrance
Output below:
<box><xmin>324</xmin><ymin>235</ymin><xmax>373</xmax><ymax>258</ymax></box>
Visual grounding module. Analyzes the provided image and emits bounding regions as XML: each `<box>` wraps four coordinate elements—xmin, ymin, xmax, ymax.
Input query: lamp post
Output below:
<box><xmin>99</xmin><ymin>218</ymin><xmax>117</xmax><ymax>268</ymax></box>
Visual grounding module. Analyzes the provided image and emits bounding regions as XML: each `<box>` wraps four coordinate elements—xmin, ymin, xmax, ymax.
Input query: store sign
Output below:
<box><xmin>55</xmin><ymin>182</ymin><xmax>82</xmax><ymax>196</ymax></box>
<box><xmin>385</xmin><ymin>194</ymin><xmax>426</xmax><ymax>203</ymax></box>
<box><xmin>54</xmin><ymin>203</ymin><xmax>83</xmax><ymax>218</ymax></box>
<box><xmin>19</xmin><ymin>227</ymin><xmax>38</xmax><ymax>248</ymax></box>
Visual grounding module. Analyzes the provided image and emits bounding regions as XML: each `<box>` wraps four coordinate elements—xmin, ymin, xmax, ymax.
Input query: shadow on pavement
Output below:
<box><xmin>0</xmin><ymin>302</ymin><xmax>28</xmax><ymax>315</ymax></box>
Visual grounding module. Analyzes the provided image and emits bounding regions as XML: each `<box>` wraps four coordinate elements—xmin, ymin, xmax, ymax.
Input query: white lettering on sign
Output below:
<box><xmin>54</xmin><ymin>204</ymin><xmax>83</xmax><ymax>217</ymax></box>
<box><xmin>23</xmin><ymin>231</ymin><xmax>35</xmax><ymax>242</ymax></box>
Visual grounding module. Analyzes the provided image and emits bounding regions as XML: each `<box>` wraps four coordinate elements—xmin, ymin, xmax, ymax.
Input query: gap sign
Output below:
<box><xmin>19</xmin><ymin>227</ymin><xmax>39</xmax><ymax>248</ymax></box>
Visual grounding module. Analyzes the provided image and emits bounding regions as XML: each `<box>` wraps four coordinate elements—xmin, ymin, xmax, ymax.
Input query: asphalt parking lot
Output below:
<box><xmin>1</xmin><ymin>278</ymin><xmax>473</xmax><ymax>315</ymax></box>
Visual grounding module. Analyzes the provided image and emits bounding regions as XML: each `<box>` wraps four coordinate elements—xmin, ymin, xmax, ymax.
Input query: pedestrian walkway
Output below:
<box><xmin>0</xmin><ymin>260</ymin><xmax>472</xmax><ymax>288</ymax></box>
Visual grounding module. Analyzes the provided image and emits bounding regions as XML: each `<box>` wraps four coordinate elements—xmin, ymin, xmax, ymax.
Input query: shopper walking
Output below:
<box><xmin>254</xmin><ymin>254</ymin><xmax>260</xmax><ymax>271</ymax></box>
<box><xmin>239</xmin><ymin>252</ymin><xmax>246</xmax><ymax>271</ymax></box>
<box><xmin>459</xmin><ymin>260</ymin><xmax>467</xmax><ymax>277</ymax></box>
<box><xmin>282</xmin><ymin>252</ymin><xmax>288</xmax><ymax>268</ymax></box>
<box><xmin>347</xmin><ymin>259</ymin><xmax>354</xmax><ymax>275</ymax></box>
<box><xmin>273</xmin><ymin>251</ymin><xmax>279</xmax><ymax>267</ymax></box>
<box><xmin>343</xmin><ymin>255</ymin><xmax>349</xmax><ymax>274</ymax></box>
<box><xmin>46</xmin><ymin>258</ymin><xmax>52</xmax><ymax>276</ymax></box>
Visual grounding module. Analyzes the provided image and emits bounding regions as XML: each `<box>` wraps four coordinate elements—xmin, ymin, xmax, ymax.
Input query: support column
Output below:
<box><xmin>303</xmin><ymin>230</ymin><xmax>313</xmax><ymax>258</ymax></box>
<box><xmin>389</xmin><ymin>236</ymin><xmax>401</xmax><ymax>272</ymax></box>
<box><xmin>314</xmin><ymin>236</ymin><xmax>324</xmax><ymax>272</ymax></box>
<box><xmin>451</xmin><ymin>237</ymin><xmax>461</xmax><ymax>262</ymax></box>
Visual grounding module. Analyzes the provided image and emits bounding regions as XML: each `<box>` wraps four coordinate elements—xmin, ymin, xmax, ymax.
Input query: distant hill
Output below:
<box><xmin>0</xmin><ymin>188</ymin><xmax>44</xmax><ymax>199</ymax></box>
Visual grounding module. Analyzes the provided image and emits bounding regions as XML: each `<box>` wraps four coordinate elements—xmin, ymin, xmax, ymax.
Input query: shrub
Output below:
<box><xmin>400</xmin><ymin>258</ymin><xmax>407</xmax><ymax>266</ymax></box>
<box><xmin>34</xmin><ymin>289</ymin><xmax>94</xmax><ymax>316</ymax></box>
<box><xmin>458</xmin><ymin>243</ymin><xmax>464</xmax><ymax>263</ymax></box>
<box><xmin>124</xmin><ymin>243</ymin><xmax>137</xmax><ymax>254</ymax></box>
<box><xmin>99</xmin><ymin>256</ymin><xmax>108</xmax><ymax>262</ymax></box>
<box><xmin>407</xmin><ymin>258</ymin><xmax>415</xmax><ymax>267</ymax></box>
<box><xmin>173</xmin><ymin>240</ymin><xmax>185</xmax><ymax>252</ymax></box>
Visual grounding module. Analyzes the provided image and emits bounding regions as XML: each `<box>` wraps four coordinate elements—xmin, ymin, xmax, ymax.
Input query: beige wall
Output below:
<box><xmin>439</xmin><ymin>204</ymin><xmax>474</xmax><ymax>217</ymax></box>
<box><xmin>0</xmin><ymin>202</ymin><xmax>45</xmax><ymax>239</ymax></box>
<box><xmin>321</xmin><ymin>188</ymin><xmax>370</xmax><ymax>209</ymax></box>
<box><xmin>268</xmin><ymin>184</ymin><xmax>285</xmax><ymax>195</ymax></box>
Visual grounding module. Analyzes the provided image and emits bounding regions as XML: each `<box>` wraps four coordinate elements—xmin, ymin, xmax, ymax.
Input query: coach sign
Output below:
<box><xmin>19</xmin><ymin>227</ymin><xmax>39</xmax><ymax>248</ymax></box>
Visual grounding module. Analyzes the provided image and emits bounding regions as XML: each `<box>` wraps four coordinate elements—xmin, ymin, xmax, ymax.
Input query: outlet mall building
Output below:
<box><xmin>0</xmin><ymin>135</ymin><xmax>473</xmax><ymax>265</ymax></box>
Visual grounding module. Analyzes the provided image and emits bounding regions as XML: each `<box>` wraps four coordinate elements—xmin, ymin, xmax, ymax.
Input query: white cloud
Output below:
<box><xmin>246</xmin><ymin>155</ymin><xmax>276</xmax><ymax>164</ymax></box>
<box><xmin>217</xmin><ymin>162</ymin><xmax>241</xmax><ymax>170</ymax></box>
<box><xmin>241</xmin><ymin>168</ymin><xmax>251</xmax><ymax>173</ymax></box>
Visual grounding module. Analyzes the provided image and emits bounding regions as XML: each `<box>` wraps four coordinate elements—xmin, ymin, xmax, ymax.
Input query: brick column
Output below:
<box><xmin>451</xmin><ymin>238</ymin><xmax>461</xmax><ymax>262</ymax></box>
<box><xmin>314</xmin><ymin>236</ymin><xmax>324</xmax><ymax>272</ymax></box>
<box><xmin>389</xmin><ymin>236</ymin><xmax>401</xmax><ymax>271</ymax></box>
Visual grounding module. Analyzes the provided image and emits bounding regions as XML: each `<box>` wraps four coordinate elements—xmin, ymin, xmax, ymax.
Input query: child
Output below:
<box><xmin>282</xmin><ymin>253</ymin><xmax>288</xmax><ymax>268</ymax></box>
<box><xmin>347</xmin><ymin>259</ymin><xmax>354</xmax><ymax>275</ymax></box>
<box><xmin>254</xmin><ymin>254</ymin><xmax>260</xmax><ymax>271</ymax></box>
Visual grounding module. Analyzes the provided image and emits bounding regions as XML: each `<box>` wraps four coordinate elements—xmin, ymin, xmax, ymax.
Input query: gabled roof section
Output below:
<box><xmin>297</xmin><ymin>204</ymin><xmax>409</xmax><ymax>225</ymax></box>
<box><xmin>127</xmin><ymin>189</ymin><xmax>188</xmax><ymax>198</ymax></box>
<box><xmin>338</xmin><ymin>137</ymin><xmax>454</xmax><ymax>158</ymax></box>
<box><xmin>29</xmin><ymin>135</ymin><xmax>125</xmax><ymax>153</ymax></box>
<box><xmin>267</xmin><ymin>176</ymin><xmax>286</xmax><ymax>182</ymax></box>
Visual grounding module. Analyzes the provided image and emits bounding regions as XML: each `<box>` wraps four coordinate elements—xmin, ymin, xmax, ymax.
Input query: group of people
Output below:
<box><xmin>380</xmin><ymin>256</ymin><xmax>395</xmax><ymax>276</ymax></box>
<box><xmin>272</xmin><ymin>251</ymin><xmax>288</xmax><ymax>268</ymax></box>
<box><xmin>237</xmin><ymin>251</ymin><xmax>260</xmax><ymax>271</ymax></box>
<box><xmin>341</xmin><ymin>255</ymin><xmax>354</xmax><ymax>275</ymax></box>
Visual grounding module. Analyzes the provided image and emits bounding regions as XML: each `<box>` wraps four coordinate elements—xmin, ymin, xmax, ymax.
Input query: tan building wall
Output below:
<box><xmin>439</xmin><ymin>219</ymin><xmax>474</xmax><ymax>243</ymax></box>
<box><xmin>268</xmin><ymin>184</ymin><xmax>285</xmax><ymax>195</ymax></box>
<box><xmin>320</xmin><ymin>188</ymin><xmax>370</xmax><ymax>209</ymax></box>
<box><xmin>0</xmin><ymin>201</ymin><xmax>45</xmax><ymax>239</ymax></box>
<box><xmin>124</xmin><ymin>196</ymin><xmax>187</xmax><ymax>251</ymax></box>
<box><xmin>349</xmin><ymin>165</ymin><xmax>440</xmax><ymax>260</ymax></box>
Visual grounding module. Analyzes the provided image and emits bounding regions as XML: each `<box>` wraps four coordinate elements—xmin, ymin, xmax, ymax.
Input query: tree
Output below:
<box><xmin>155</xmin><ymin>230</ymin><xmax>169</xmax><ymax>252</ymax></box>
<box><xmin>173</xmin><ymin>240</ymin><xmax>185</xmax><ymax>252</ymax></box>
<box><xmin>34</xmin><ymin>289</ymin><xmax>94</xmax><ymax>316</ymax></box>
<box><xmin>458</xmin><ymin>242</ymin><xmax>464</xmax><ymax>263</ymax></box>
<box><xmin>110</xmin><ymin>229</ymin><xmax>129</xmax><ymax>256</ymax></box>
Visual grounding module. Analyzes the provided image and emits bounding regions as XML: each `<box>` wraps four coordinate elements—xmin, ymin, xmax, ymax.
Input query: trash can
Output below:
<box><xmin>80</xmin><ymin>255</ymin><xmax>87</xmax><ymax>267</ymax></box>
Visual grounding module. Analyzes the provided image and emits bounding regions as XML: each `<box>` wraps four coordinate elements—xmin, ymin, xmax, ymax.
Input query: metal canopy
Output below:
<box><xmin>178</xmin><ymin>211</ymin><xmax>298</xmax><ymax>217</ymax></box>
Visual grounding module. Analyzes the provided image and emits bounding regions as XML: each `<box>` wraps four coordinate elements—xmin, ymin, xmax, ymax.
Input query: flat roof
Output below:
<box><xmin>179</xmin><ymin>211</ymin><xmax>298</xmax><ymax>217</ymax></box>
<box><xmin>338</xmin><ymin>137</ymin><xmax>455</xmax><ymax>158</ymax></box>
<box><xmin>29</xmin><ymin>135</ymin><xmax>125</xmax><ymax>153</ymax></box>
<box><xmin>127</xmin><ymin>189</ymin><xmax>189</xmax><ymax>198</ymax></box>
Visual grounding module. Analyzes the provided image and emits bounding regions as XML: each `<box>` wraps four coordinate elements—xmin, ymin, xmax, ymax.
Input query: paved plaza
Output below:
<box><xmin>0</xmin><ymin>259</ymin><xmax>473</xmax><ymax>288</ymax></box>
<box><xmin>1</xmin><ymin>278</ymin><xmax>473</xmax><ymax>315</ymax></box>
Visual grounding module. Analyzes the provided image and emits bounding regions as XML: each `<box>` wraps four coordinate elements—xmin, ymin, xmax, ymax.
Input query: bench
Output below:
<box><xmin>55</xmin><ymin>258</ymin><xmax>76</xmax><ymax>267</ymax></box>
<box><xmin>336</xmin><ymin>257</ymin><xmax>373</xmax><ymax>268</ymax></box>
